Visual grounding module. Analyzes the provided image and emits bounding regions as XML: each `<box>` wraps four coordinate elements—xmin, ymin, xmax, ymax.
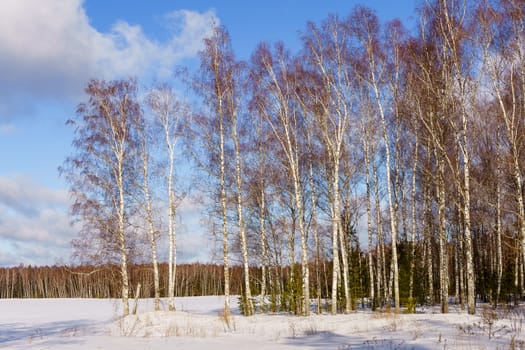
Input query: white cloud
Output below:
<box><xmin>165</xmin><ymin>10</ymin><xmax>219</xmax><ymax>59</ymax></box>
<box><xmin>0</xmin><ymin>175</ymin><xmax>213</xmax><ymax>266</ymax></box>
<box><xmin>0</xmin><ymin>176</ymin><xmax>68</xmax><ymax>217</ymax></box>
<box><xmin>0</xmin><ymin>175</ymin><xmax>75</xmax><ymax>266</ymax></box>
<box><xmin>0</xmin><ymin>0</ymin><xmax>218</xmax><ymax>119</ymax></box>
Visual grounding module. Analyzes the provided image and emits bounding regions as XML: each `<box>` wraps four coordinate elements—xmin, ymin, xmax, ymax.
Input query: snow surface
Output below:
<box><xmin>1</xmin><ymin>296</ymin><xmax>523</xmax><ymax>349</ymax></box>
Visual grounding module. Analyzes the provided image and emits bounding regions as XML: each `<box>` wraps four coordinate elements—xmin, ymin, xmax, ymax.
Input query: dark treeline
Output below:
<box><xmin>52</xmin><ymin>0</ymin><xmax>525</xmax><ymax>317</ymax></box>
<box><xmin>0</xmin><ymin>263</ymin><xmax>238</xmax><ymax>299</ymax></box>
<box><xmin>0</xmin><ymin>264</ymin><xmax>225</xmax><ymax>299</ymax></box>
<box><xmin>0</xmin><ymin>261</ymin><xmax>339</xmax><ymax>304</ymax></box>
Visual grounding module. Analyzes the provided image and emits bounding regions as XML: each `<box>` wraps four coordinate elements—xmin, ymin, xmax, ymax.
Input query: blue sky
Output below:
<box><xmin>0</xmin><ymin>0</ymin><xmax>415</xmax><ymax>267</ymax></box>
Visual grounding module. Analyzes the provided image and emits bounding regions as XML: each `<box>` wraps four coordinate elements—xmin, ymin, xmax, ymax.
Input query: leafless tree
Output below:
<box><xmin>251</xmin><ymin>42</ymin><xmax>311</xmax><ymax>315</ymax></box>
<box><xmin>478</xmin><ymin>0</ymin><xmax>525</xmax><ymax>302</ymax></box>
<box><xmin>147</xmin><ymin>84</ymin><xmax>189</xmax><ymax>311</ymax></box>
<box><xmin>300</xmin><ymin>14</ymin><xmax>356</xmax><ymax>314</ymax></box>
<box><xmin>195</xmin><ymin>25</ymin><xmax>254</xmax><ymax>316</ymax></box>
<box><xmin>349</xmin><ymin>6</ymin><xmax>402</xmax><ymax>313</ymax></box>
<box><xmin>133</xmin><ymin>102</ymin><xmax>161</xmax><ymax>311</ymax></box>
<box><xmin>61</xmin><ymin>78</ymin><xmax>142</xmax><ymax>316</ymax></box>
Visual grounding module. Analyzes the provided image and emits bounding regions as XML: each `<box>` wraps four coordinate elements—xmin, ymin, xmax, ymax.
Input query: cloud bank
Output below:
<box><xmin>0</xmin><ymin>175</ymin><xmax>74</xmax><ymax>266</ymax></box>
<box><xmin>0</xmin><ymin>0</ymin><xmax>217</xmax><ymax>118</ymax></box>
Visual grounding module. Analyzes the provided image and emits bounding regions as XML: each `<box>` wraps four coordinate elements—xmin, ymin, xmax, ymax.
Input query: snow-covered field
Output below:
<box><xmin>1</xmin><ymin>296</ymin><xmax>524</xmax><ymax>349</ymax></box>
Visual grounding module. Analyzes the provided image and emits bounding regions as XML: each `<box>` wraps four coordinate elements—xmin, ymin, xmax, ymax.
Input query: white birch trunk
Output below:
<box><xmin>338</xmin><ymin>206</ymin><xmax>351</xmax><ymax>313</ymax></box>
<box><xmin>141</xmin><ymin>138</ymin><xmax>160</xmax><ymax>311</ymax></box>
<box><xmin>287</xmin><ymin>207</ymin><xmax>296</xmax><ymax>312</ymax></box>
<box><xmin>454</xmin><ymin>237</ymin><xmax>460</xmax><ymax>306</ymax></box>
<box><xmin>259</xmin><ymin>184</ymin><xmax>268</xmax><ymax>306</ymax></box>
<box><xmin>516</xmin><ymin>244</ymin><xmax>521</xmax><ymax>303</ymax></box>
<box><xmin>460</xmin><ymin>115</ymin><xmax>475</xmax><ymax>315</ymax></box>
<box><xmin>307</xmin><ymin>144</ymin><xmax>321</xmax><ymax>314</ymax></box>
<box><xmin>437</xmin><ymin>155</ymin><xmax>449</xmax><ymax>314</ymax></box>
<box><xmin>219</xmin><ymin>101</ymin><xmax>230</xmax><ymax>317</ymax></box>
<box><xmin>363</xmin><ymin>134</ymin><xmax>375</xmax><ymax>310</ymax></box>
<box><xmin>117</xmin><ymin>153</ymin><xmax>130</xmax><ymax>316</ymax></box>
<box><xmin>330</xmin><ymin>186</ymin><xmax>340</xmax><ymax>315</ymax></box>
<box><xmin>165</xmin><ymin>123</ymin><xmax>176</xmax><ymax>312</ymax></box>
<box><xmin>373</xmin><ymin>83</ymin><xmax>400</xmax><ymax>313</ymax></box>
<box><xmin>231</xmin><ymin>111</ymin><xmax>254</xmax><ymax>316</ymax></box>
<box><xmin>459</xmin><ymin>232</ymin><xmax>465</xmax><ymax>309</ymax></box>
<box><xmin>424</xmin><ymin>181</ymin><xmax>434</xmax><ymax>305</ymax></box>
<box><xmin>108</xmin><ymin>104</ymin><xmax>130</xmax><ymax>317</ymax></box>
<box><xmin>496</xmin><ymin>152</ymin><xmax>503</xmax><ymax>306</ymax></box>
<box><xmin>292</xmin><ymin>164</ymin><xmax>310</xmax><ymax>316</ymax></box>
<box><xmin>409</xmin><ymin>134</ymin><xmax>418</xmax><ymax>309</ymax></box>
<box><xmin>332</xmin><ymin>157</ymin><xmax>350</xmax><ymax>314</ymax></box>
<box><xmin>373</xmin><ymin>154</ymin><xmax>387</xmax><ymax>306</ymax></box>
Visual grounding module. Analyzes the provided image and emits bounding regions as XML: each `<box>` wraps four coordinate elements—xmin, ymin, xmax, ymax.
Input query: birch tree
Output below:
<box><xmin>147</xmin><ymin>85</ymin><xmax>189</xmax><ymax>311</ymax></box>
<box><xmin>300</xmin><ymin>14</ymin><xmax>355</xmax><ymax>314</ymax></box>
<box><xmin>197</xmin><ymin>25</ymin><xmax>254</xmax><ymax>316</ymax></box>
<box><xmin>479</xmin><ymin>0</ymin><xmax>525</xmax><ymax>301</ymax></box>
<box><xmin>430</xmin><ymin>0</ymin><xmax>477</xmax><ymax>315</ymax></box>
<box><xmin>134</xmin><ymin>102</ymin><xmax>161</xmax><ymax>311</ymax></box>
<box><xmin>62</xmin><ymin>78</ymin><xmax>141</xmax><ymax>316</ymax></box>
<box><xmin>357</xmin><ymin>85</ymin><xmax>378</xmax><ymax>310</ymax></box>
<box><xmin>251</xmin><ymin>42</ymin><xmax>310</xmax><ymax>316</ymax></box>
<box><xmin>350</xmin><ymin>6</ymin><xmax>401</xmax><ymax>313</ymax></box>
